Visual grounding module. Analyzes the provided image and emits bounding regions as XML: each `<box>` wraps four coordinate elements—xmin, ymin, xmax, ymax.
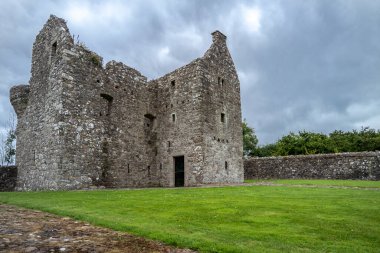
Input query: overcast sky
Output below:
<box><xmin>1</xmin><ymin>0</ymin><xmax>379</xmax><ymax>144</ymax></box>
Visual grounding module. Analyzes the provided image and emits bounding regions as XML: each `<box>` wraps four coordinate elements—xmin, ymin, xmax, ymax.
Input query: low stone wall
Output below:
<box><xmin>0</xmin><ymin>166</ymin><xmax>17</xmax><ymax>191</ymax></box>
<box><xmin>244</xmin><ymin>152</ymin><xmax>380</xmax><ymax>180</ymax></box>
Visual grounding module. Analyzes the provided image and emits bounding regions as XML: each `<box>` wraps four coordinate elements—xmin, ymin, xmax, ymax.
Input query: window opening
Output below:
<box><xmin>144</xmin><ymin>114</ymin><xmax>155</xmax><ymax>120</ymax></box>
<box><xmin>100</xmin><ymin>93</ymin><xmax>113</xmax><ymax>103</ymax></box>
<box><xmin>51</xmin><ymin>42</ymin><xmax>57</xmax><ymax>57</ymax></box>
<box><xmin>144</xmin><ymin>114</ymin><xmax>155</xmax><ymax>136</ymax></box>
<box><xmin>225</xmin><ymin>161</ymin><xmax>228</xmax><ymax>170</ymax></box>
<box><xmin>171</xmin><ymin>80</ymin><xmax>176</xmax><ymax>87</ymax></box>
<box><xmin>221</xmin><ymin>113</ymin><xmax>225</xmax><ymax>123</ymax></box>
<box><xmin>127</xmin><ymin>164</ymin><xmax>130</xmax><ymax>174</ymax></box>
<box><xmin>218</xmin><ymin>77</ymin><xmax>221</xmax><ymax>85</ymax></box>
<box><xmin>172</xmin><ymin>113</ymin><xmax>176</xmax><ymax>122</ymax></box>
<box><xmin>100</xmin><ymin>93</ymin><xmax>113</xmax><ymax>117</ymax></box>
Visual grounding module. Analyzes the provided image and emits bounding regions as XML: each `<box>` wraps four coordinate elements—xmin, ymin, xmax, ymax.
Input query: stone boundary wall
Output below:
<box><xmin>0</xmin><ymin>166</ymin><xmax>17</xmax><ymax>191</ymax></box>
<box><xmin>244</xmin><ymin>152</ymin><xmax>380</xmax><ymax>180</ymax></box>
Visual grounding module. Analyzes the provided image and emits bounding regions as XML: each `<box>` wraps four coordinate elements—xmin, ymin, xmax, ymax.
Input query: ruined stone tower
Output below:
<box><xmin>10</xmin><ymin>15</ymin><xmax>243</xmax><ymax>190</ymax></box>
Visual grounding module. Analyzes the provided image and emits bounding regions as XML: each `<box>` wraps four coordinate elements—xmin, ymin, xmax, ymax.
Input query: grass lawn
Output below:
<box><xmin>244</xmin><ymin>179</ymin><xmax>380</xmax><ymax>188</ymax></box>
<box><xmin>0</xmin><ymin>184</ymin><xmax>379</xmax><ymax>252</ymax></box>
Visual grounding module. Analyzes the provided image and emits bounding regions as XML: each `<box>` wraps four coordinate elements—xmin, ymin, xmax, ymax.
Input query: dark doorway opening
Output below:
<box><xmin>174</xmin><ymin>156</ymin><xmax>184</xmax><ymax>187</ymax></box>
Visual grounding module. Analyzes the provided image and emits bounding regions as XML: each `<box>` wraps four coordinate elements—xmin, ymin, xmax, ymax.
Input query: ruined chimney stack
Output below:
<box><xmin>211</xmin><ymin>30</ymin><xmax>227</xmax><ymax>44</ymax></box>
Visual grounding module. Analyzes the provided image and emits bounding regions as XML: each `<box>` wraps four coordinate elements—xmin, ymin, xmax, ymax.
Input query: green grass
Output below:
<box><xmin>1</xmin><ymin>185</ymin><xmax>379</xmax><ymax>252</ymax></box>
<box><xmin>244</xmin><ymin>179</ymin><xmax>380</xmax><ymax>188</ymax></box>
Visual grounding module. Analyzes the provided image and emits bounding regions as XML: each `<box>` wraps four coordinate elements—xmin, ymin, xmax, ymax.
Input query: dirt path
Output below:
<box><xmin>0</xmin><ymin>205</ymin><xmax>195</xmax><ymax>253</ymax></box>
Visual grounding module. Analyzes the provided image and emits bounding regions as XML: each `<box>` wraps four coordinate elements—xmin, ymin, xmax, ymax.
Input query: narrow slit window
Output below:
<box><xmin>100</xmin><ymin>93</ymin><xmax>113</xmax><ymax>116</ymax></box>
<box><xmin>218</xmin><ymin>77</ymin><xmax>221</xmax><ymax>85</ymax></box>
<box><xmin>168</xmin><ymin>141</ymin><xmax>171</xmax><ymax>147</ymax></box>
<box><xmin>127</xmin><ymin>164</ymin><xmax>130</xmax><ymax>174</ymax></box>
<box><xmin>172</xmin><ymin>113</ymin><xmax>176</xmax><ymax>122</ymax></box>
<box><xmin>221</xmin><ymin>113</ymin><xmax>225</xmax><ymax>123</ymax></box>
<box><xmin>171</xmin><ymin>80</ymin><xmax>176</xmax><ymax>87</ymax></box>
<box><xmin>51</xmin><ymin>42</ymin><xmax>57</xmax><ymax>57</ymax></box>
<box><xmin>225</xmin><ymin>161</ymin><xmax>228</xmax><ymax>170</ymax></box>
<box><xmin>221</xmin><ymin>79</ymin><xmax>225</xmax><ymax>86</ymax></box>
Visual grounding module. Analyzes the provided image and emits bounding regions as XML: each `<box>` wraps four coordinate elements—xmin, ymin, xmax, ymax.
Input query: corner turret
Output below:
<box><xmin>10</xmin><ymin>85</ymin><xmax>30</xmax><ymax>118</ymax></box>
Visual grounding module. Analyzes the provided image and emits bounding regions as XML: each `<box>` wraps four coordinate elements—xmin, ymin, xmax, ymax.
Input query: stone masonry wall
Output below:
<box><xmin>0</xmin><ymin>166</ymin><xmax>17</xmax><ymax>191</ymax></box>
<box><xmin>151</xmin><ymin>59</ymin><xmax>205</xmax><ymax>186</ymax></box>
<box><xmin>200</xmin><ymin>31</ymin><xmax>244</xmax><ymax>184</ymax></box>
<box><xmin>13</xmin><ymin>16</ymin><xmax>75</xmax><ymax>190</ymax></box>
<box><xmin>10</xmin><ymin>15</ymin><xmax>243</xmax><ymax>190</ymax></box>
<box><xmin>244</xmin><ymin>152</ymin><xmax>380</xmax><ymax>180</ymax></box>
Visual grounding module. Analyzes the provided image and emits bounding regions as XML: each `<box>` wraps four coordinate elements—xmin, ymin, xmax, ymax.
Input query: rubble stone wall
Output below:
<box><xmin>244</xmin><ymin>152</ymin><xmax>380</xmax><ymax>180</ymax></box>
<box><xmin>0</xmin><ymin>166</ymin><xmax>17</xmax><ymax>191</ymax></box>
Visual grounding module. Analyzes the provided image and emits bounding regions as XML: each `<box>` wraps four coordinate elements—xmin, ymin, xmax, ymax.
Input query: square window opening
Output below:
<box><xmin>221</xmin><ymin>113</ymin><xmax>225</xmax><ymax>123</ymax></box>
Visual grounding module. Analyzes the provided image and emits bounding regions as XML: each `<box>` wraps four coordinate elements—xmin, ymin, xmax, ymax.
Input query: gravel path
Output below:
<box><xmin>0</xmin><ymin>205</ymin><xmax>195</xmax><ymax>253</ymax></box>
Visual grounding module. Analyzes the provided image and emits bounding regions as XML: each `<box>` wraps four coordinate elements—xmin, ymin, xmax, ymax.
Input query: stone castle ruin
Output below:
<box><xmin>10</xmin><ymin>15</ymin><xmax>243</xmax><ymax>190</ymax></box>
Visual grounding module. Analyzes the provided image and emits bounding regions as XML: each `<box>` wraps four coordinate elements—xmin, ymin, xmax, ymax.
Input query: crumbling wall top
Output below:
<box><xmin>106</xmin><ymin>60</ymin><xmax>147</xmax><ymax>83</ymax></box>
<box><xmin>211</xmin><ymin>30</ymin><xmax>227</xmax><ymax>44</ymax></box>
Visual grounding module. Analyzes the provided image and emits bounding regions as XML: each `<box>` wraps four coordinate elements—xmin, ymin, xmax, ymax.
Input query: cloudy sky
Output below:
<box><xmin>0</xmin><ymin>0</ymin><xmax>379</xmax><ymax>144</ymax></box>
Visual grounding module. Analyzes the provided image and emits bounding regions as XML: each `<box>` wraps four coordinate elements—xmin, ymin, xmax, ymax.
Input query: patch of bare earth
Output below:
<box><xmin>0</xmin><ymin>205</ymin><xmax>196</xmax><ymax>253</ymax></box>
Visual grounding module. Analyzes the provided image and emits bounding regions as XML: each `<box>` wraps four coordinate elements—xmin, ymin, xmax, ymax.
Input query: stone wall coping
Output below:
<box><xmin>246</xmin><ymin>151</ymin><xmax>380</xmax><ymax>161</ymax></box>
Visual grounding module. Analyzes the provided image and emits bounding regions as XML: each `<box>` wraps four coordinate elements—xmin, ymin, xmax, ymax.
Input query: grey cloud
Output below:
<box><xmin>0</xmin><ymin>0</ymin><xmax>379</xmax><ymax>145</ymax></box>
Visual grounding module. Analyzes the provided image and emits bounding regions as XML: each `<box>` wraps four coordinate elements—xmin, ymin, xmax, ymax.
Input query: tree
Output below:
<box><xmin>251</xmin><ymin>127</ymin><xmax>380</xmax><ymax>158</ymax></box>
<box><xmin>242</xmin><ymin>119</ymin><xmax>258</xmax><ymax>157</ymax></box>
<box><xmin>0</xmin><ymin>112</ymin><xmax>16</xmax><ymax>166</ymax></box>
<box><xmin>251</xmin><ymin>143</ymin><xmax>277</xmax><ymax>157</ymax></box>
<box><xmin>4</xmin><ymin>129</ymin><xmax>16</xmax><ymax>165</ymax></box>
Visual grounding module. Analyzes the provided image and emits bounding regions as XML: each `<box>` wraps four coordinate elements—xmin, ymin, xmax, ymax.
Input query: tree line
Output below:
<box><xmin>243</xmin><ymin>120</ymin><xmax>380</xmax><ymax>157</ymax></box>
